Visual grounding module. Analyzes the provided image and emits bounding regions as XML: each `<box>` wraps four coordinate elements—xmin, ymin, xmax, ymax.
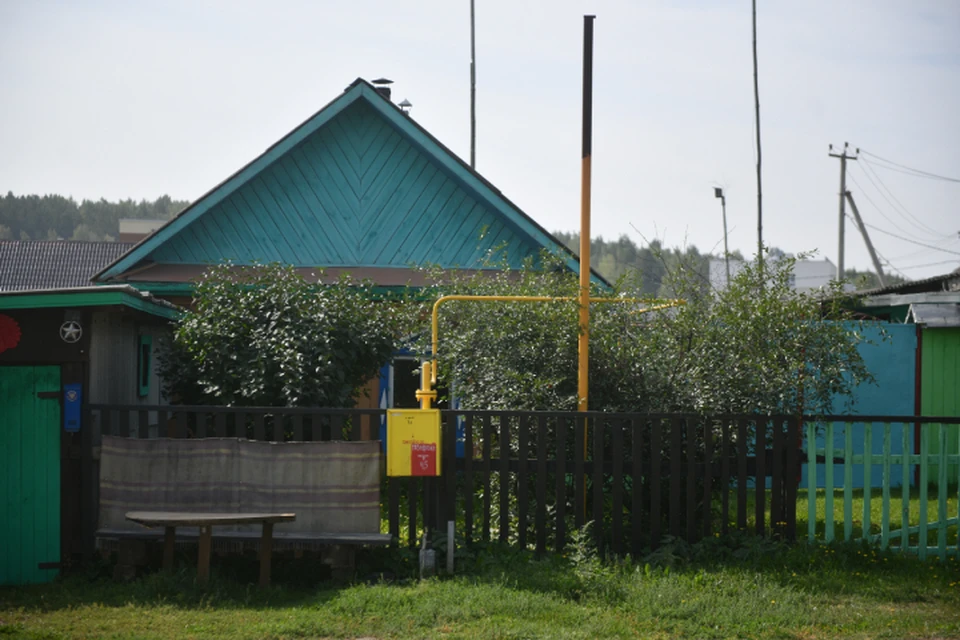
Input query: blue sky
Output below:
<box><xmin>1</xmin><ymin>0</ymin><xmax>958</xmax><ymax>279</ymax></box>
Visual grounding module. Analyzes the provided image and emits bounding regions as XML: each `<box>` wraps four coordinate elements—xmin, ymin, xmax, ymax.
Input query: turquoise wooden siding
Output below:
<box><xmin>804</xmin><ymin>322</ymin><xmax>916</xmax><ymax>489</ymax></box>
<box><xmin>1</xmin><ymin>366</ymin><xmax>61</xmax><ymax>586</ymax></box>
<box><xmin>150</xmin><ymin>100</ymin><xmax>542</xmax><ymax>270</ymax></box>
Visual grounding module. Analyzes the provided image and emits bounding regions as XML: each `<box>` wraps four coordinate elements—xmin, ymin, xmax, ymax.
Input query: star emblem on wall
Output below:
<box><xmin>59</xmin><ymin>320</ymin><xmax>83</xmax><ymax>344</ymax></box>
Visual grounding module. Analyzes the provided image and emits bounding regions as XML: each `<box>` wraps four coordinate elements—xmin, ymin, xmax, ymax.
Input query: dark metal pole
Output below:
<box><xmin>470</xmin><ymin>0</ymin><xmax>477</xmax><ymax>169</ymax></box>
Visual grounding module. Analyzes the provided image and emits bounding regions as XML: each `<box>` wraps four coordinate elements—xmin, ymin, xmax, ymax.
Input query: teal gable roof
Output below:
<box><xmin>96</xmin><ymin>79</ymin><xmax>601</xmax><ymax>284</ymax></box>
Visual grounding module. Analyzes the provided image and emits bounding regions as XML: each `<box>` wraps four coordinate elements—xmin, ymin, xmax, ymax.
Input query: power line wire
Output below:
<box><xmin>859</xmin><ymin>150</ymin><xmax>960</xmax><ymax>183</ymax></box>
<box><xmin>846</xmin><ymin>173</ymin><xmax>939</xmax><ymax>243</ymax></box>
<box><xmin>857</xmin><ymin>160</ymin><xmax>949</xmax><ymax>238</ymax></box>
<box><xmin>858</xmin><ymin>220</ymin><xmax>960</xmax><ymax>256</ymax></box>
<box><xmin>895</xmin><ymin>259</ymin><xmax>960</xmax><ymax>271</ymax></box>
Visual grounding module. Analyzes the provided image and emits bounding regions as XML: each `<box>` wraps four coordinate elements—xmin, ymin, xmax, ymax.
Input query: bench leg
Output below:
<box><xmin>197</xmin><ymin>525</ymin><xmax>212</xmax><ymax>583</ymax></box>
<box><xmin>259</xmin><ymin>522</ymin><xmax>273</xmax><ymax>588</ymax></box>
<box><xmin>163</xmin><ymin>526</ymin><xmax>176</xmax><ymax>571</ymax></box>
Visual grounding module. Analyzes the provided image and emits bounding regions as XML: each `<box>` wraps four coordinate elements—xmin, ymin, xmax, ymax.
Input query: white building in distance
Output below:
<box><xmin>709</xmin><ymin>256</ymin><xmax>845</xmax><ymax>293</ymax></box>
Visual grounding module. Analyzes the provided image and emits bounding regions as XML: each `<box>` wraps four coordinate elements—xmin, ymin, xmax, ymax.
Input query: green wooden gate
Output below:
<box><xmin>0</xmin><ymin>366</ymin><xmax>61</xmax><ymax>585</ymax></box>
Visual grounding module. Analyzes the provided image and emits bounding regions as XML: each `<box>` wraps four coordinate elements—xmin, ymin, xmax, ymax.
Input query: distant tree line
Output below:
<box><xmin>553</xmin><ymin>231</ymin><xmax>903</xmax><ymax>293</ymax></box>
<box><xmin>0</xmin><ymin>192</ymin><xmax>188</xmax><ymax>242</ymax></box>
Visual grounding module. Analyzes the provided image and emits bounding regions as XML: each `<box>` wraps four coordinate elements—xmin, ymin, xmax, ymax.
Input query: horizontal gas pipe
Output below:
<box><xmin>414</xmin><ymin>294</ymin><xmax>685</xmax><ymax>409</ymax></box>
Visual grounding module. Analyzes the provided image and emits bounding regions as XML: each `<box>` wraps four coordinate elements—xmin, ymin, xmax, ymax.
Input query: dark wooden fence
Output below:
<box><xmin>84</xmin><ymin>405</ymin><xmax>800</xmax><ymax>558</ymax></box>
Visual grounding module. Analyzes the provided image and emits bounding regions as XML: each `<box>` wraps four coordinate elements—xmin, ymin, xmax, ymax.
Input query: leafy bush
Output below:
<box><xmin>159</xmin><ymin>262</ymin><xmax>415</xmax><ymax>407</ymax></box>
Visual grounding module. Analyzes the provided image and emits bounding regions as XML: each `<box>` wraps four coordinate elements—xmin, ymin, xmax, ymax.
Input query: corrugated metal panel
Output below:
<box><xmin>921</xmin><ymin>327</ymin><xmax>960</xmax><ymax>481</ymax></box>
<box><xmin>908</xmin><ymin>303</ymin><xmax>960</xmax><ymax>328</ymax></box>
<box><xmin>149</xmin><ymin>101</ymin><xmax>542</xmax><ymax>270</ymax></box>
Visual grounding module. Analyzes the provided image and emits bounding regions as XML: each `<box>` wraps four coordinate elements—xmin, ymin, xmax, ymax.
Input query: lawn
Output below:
<box><xmin>2</xmin><ymin>534</ymin><xmax>959</xmax><ymax>639</ymax></box>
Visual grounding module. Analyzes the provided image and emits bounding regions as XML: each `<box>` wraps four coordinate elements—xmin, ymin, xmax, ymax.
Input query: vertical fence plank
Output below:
<box><xmin>555</xmin><ymin>416</ymin><xmax>567</xmax><ymax>553</ymax></box>
<box><xmin>702</xmin><ymin>419</ymin><xmax>712</xmax><ymax>540</ymax></box>
<box><xmin>178</xmin><ymin>411</ymin><xmax>189</xmax><ymax>439</ymax></box>
<box><xmin>825</xmin><ymin>421</ymin><xmax>835</xmax><ymax>543</ymax></box>
<box><xmin>214</xmin><ymin>412</ymin><xmax>226</xmax><ymax>438</ymax></box>
<box><xmin>611</xmin><ymin>418</ymin><xmax>624</xmax><ymax>556</ymax></box>
<box><xmin>670</xmin><ymin>417</ymin><xmax>682</xmax><ymax>538</ymax></box>
<box><xmin>464</xmin><ymin>414</ymin><xmax>474</xmax><ymax>546</ymax></box>
<box><xmin>499</xmin><ymin>414</ymin><xmax>510</xmax><ymax>544</ymax></box>
<box><xmin>293</xmin><ymin>415</ymin><xmax>303</xmax><ymax>441</ymax></box>
<box><xmin>737</xmin><ymin>418</ymin><xmax>748</xmax><ymax>531</ymax></box>
<box><xmin>956</xmin><ymin>424</ymin><xmax>960</xmax><ymax>560</ymax></box>
<box><xmin>650</xmin><ymin>418</ymin><xmax>662</xmax><ymax>549</ymax></box>
<box><xmin>574</xmin><ymin>415</ymin><xmax>585</xmax><ymax>530</ymax></box>
<box><xmin>254</xmin><ymin>413</ymin><xmax>265</xmax><ymax>441</ymax></box>
<box><xmin>157</xmin><ymin>409</ymin><xmax>168</xmax><ymax>438</ymax></box>
<box><xmin>443</xmin><ymin>412</ymin><xmax>457</xmax><ymax>531</ymax></box>
<box><xmin>755</xmin><ymin>418</ymin><xmax>765</xmax><ymax>537</ymax></box>
<box><xmin>881</xmin><ymin>423</ymin><xmax>891</xmax><ymax>550</ymax></box>
<box><xmin>937</xmin><ymin>424</ymin><xmax>948</xmax><ymax>560</ymax></box>
<box><xmin>518</xmin><ymin>415</ymin><xmax>529</xmax><ymax>550</ymax></box>
<box><xmin>593</xmin><ymin>415</ymin><xmax>605</xmax><ymax>553</ymax></box>
<box><xmin>806</xmin><ymin>421</ymin><xmax>816</xmax><ymax>542</ymax></box>
<box><xmin>138</xmin><ymin>409</ymin><xmax>149</xmax><ymax>439</ymax></box>
<box><xmin>275</xmin><ymin>412</ymin><xmax>286</xmax><ymax>443</ymax></box>
<box><xmin>120</xmin><ymin>411</ymin><xmax>130</xmax><ymax>439</ymax></box>
<box><xmin>901</xmin><ymin>423</ymin><xmax>910</xmax><ymax>554</ymax></box>
<box><xmin>771</xmin><ymin>418</ymin><xmax>782</xmax><ymax>537</ymax></box>
<box><xmin>686</xmin><ymin>418</ymin><xmax>696</xmax><ymax>543</ymax></box>
<box><xmin>721</xmin><ymin>421</ymin><xmax>731</xmax><ymax>535</ymax></box>
<box><xmin>482</xmin><ymin>415</ymin><xmax>492</xmax><ymax>543</ymax></box>
<box><xmin>785</xmin><ymin>417</ymin><xmax>799</xmax><ymax>541</ymax></box>
<box><xmin>388</xmin><ymin>475</ymin><xmax>400</xmax><ymax>542</ymax></box>
<box><xmin>863</xmin><ymin>423</ymin><xmax>873</xmax><ymax>540</ymax></box>
<box><xmin>195</xmin><ymin>410</ymin><xmax>207</xmax><ymax>438</ymax></box>
<box><xmin>919</xmin><ymin>424</ymin><xmax>928</xmax><ymax>560</ymax></box>
<box><xmin>844</xmin><ymin>422</ymin><xmax>853</xmax><ymax>541</ymax></box>
<box><xmin>536</xmin><ymin>414</ymin><xmax>547</xmax><ymax>557</ymax></box>
<box><xmin>407</xmin><ymin>477</ymin><xmax>418</xmax><ymax>548</ymax></box>
<box><xmin>631</xmin><ymin>416</ymin><xmax>643</xmax><ymax>557</ymax></box>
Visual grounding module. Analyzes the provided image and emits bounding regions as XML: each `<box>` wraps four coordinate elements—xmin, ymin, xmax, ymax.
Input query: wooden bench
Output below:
<box><xmin>96</xmin><ymin>436</ymin><xmax>391</xmax><ymax>583</ymax></box>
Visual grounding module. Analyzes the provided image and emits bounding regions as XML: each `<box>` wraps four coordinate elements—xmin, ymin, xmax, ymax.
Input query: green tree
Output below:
<box><xmin>159</xmin><ymin>263</ymin><xmax>415</xmax><ymax>407</ymax></box>
<box><xmin>417</xmin><ymin>251</ymin><xmax>874</xmax><ymax>415</ymax></box>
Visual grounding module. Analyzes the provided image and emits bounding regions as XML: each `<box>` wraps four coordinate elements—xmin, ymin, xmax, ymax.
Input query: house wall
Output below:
<box><xmin>804</xmin><ymin>322</ymin><xmax>917</xmax><ymax>489</ymax></box>
<box><xmin>88</xmin><ymin>310</ymin><xmax>169</xmax><ymax>436</ymax></box>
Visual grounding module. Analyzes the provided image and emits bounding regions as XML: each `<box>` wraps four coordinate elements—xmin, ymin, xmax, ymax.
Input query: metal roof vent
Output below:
<box><xmin>398</xmin><ymin>99</ymin><xmax>412</xmax><ymax>114</ymax></box>
<box><xmin>371</xmin><ymin>77</ymin><xmax>393</xmax><ymax>101</ymax></box>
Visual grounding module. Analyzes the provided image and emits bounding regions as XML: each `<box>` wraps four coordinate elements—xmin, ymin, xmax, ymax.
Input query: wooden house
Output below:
<box><xmin>93</xmin><ymin>78</ymin><xmax>602</xmax><ymax>303</ymax></box>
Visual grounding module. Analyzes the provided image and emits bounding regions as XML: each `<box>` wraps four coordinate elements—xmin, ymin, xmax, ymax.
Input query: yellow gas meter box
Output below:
<box><xmin>386</xmin><ymin>409</ymin><xmax>441</xmax><ymax>476</ymax></box>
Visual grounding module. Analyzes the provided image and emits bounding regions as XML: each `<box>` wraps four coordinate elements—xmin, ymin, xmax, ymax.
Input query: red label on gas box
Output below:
<box><xmin>411</xmin><ymin>442</ymin><xmax>437</xmax><ymax>476</ymax></box>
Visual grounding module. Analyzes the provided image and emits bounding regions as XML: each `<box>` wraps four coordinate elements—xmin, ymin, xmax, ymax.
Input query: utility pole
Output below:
<box><xmin>752</xmin><ymin>0</ymin><xmax>763</xmax><ymax>267</ymax></box>
<box><xmin>469</xmin><ymin>0</ymin><xmax>477</xmax><ymax>169</ymax></box>
<box><xmin>828</xmin><ymin>142</ymin><xmax>858</xmax><ymax>280</ymax></box>
<box><xmin>844</xmin><ymin>191</ymin><xmax>886</xmax><ymax>288</ymax></box>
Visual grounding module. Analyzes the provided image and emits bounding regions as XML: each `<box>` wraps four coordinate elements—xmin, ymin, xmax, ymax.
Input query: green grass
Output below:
<box><xmin>797</xmin><ymin>487</ymin><xmax>959</xmax><ymax>548</ymax></box>
<box><xmin>2</xmin><ymin>536</ymin><xmax>959</xmax><ymax>639</ymax></box>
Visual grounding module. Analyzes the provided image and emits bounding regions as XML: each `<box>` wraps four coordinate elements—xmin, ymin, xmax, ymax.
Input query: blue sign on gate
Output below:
<box><xmin>64</xmin><ymin>383</ymin><xmax>82</xmax><ymax>432</ymax></box>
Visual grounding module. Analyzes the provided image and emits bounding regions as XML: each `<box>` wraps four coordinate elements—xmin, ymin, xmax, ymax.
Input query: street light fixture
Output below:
<box><xmin>714</xmin><ymin>187</ymin><xmax>731</xmax><ymax>284</ymax></box>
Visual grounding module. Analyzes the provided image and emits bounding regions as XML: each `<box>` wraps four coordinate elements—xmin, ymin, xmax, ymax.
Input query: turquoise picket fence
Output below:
<box><xmin>805</xmin><ymin>417</ymin><xmax>960</xmax><ymax>560</ymax></box>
